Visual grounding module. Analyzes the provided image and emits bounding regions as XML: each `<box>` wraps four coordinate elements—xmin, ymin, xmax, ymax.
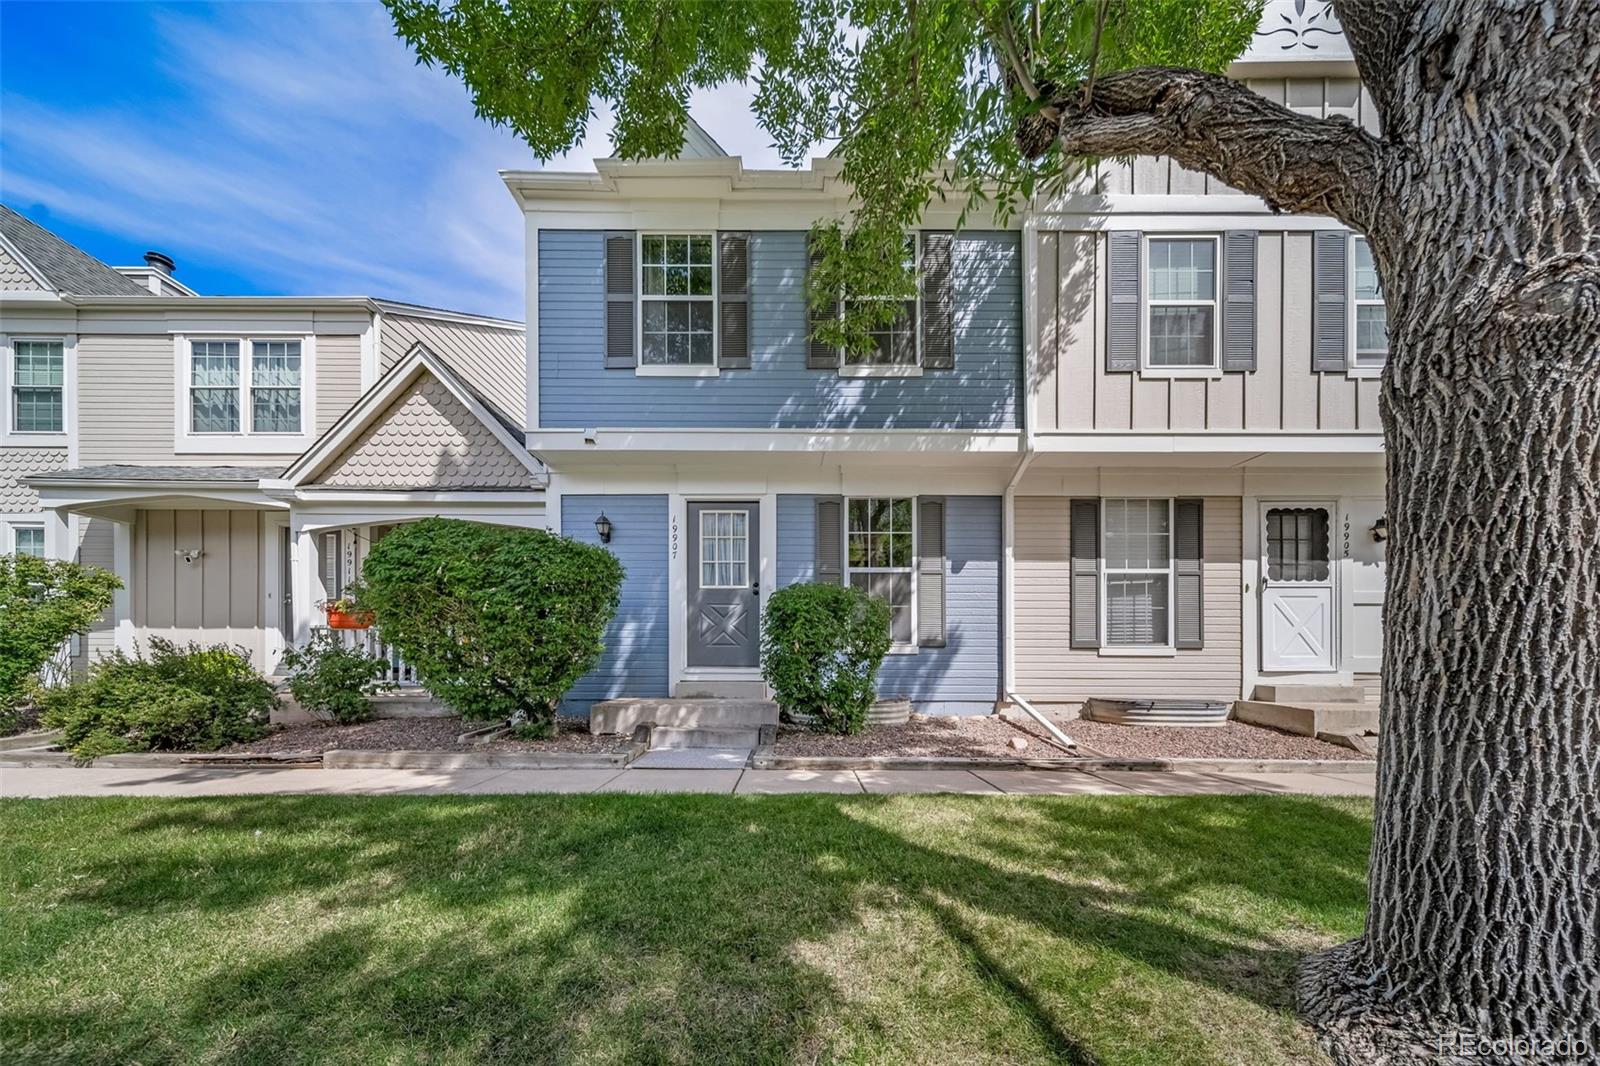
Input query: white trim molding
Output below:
<box><xmin>1</xmin><ymin>332</ymin><xmax>76</xmax><ymax>447</ymax></box>
<box><xmin>171</xmin><ymin>332</ymin><xmax>319</xmax><ymax>455</ymax></box>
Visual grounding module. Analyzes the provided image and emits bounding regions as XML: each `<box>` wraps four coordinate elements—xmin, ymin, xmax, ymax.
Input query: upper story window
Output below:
<box><xmin>1145</xmin><ymin>237</ymin><xmax>1218</xmax><ymax>370</ymax></box>
<box><xmin>1102</xmin><ymin>498</ymin><xmax>1173</xmax><ymax>648</ymax></box>
<box><xmin>846</xmin><ymin>496</ymin><xmax>915</xmax><ymax>647</ymax></box>
<box><xmin>640</xmin><ymin>234</ymin><xmax>715</xmax><ymax>368</ymax></box>
<box><xmin>188</xmin><ymin>338</ymin><xmax>303</xmax><ymax>435</ymax></box>
<box><xmin>11</xmin><ymin>339</ymin><xmax>64</xmax><ymax>433</ymax></box>
<box><xmin>842</xmin><ymin>237</ymin><xmax>919</xmax><ymax>371</ymax></box>
<box><xmin>1352</xmin><ymin>237</ymin><xmax>1388</xmax><ymax>368</ymax></box>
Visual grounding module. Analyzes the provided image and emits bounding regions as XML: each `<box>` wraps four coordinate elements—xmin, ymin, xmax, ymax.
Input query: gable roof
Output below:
<box><xmin>278</xmin><ymin>342</ymin><xmax>545</xmax><ymax>491</ymax></box>
<box><xmin>0</xmin><ymin>205</ymin><xmax>152</xmax><ymax>297</ymax></box>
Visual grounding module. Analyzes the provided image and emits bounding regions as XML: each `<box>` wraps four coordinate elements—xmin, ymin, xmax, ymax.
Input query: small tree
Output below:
<box><xmin>761</xmin><ymin>582</ymin><xmax>892</xmax><ymax>735</ymax></box>
<box><xmin>357</xmin><ymin>519</ymin><xmax>623</xmax><ymax>735</ymax></box>
<box><xmin>0</xmin><ymin>554</ymin><xmax>120</xmax><ymax>728</ymax></box>
<box><xmin>281</xmin><ymin>631</ymin><xmax>390</xmax><ymax>724</ymax></box>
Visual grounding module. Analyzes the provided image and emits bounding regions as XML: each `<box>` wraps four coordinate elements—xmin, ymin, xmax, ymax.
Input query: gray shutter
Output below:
<box><xmin>1106</xmin><ymin>231</ymin><xmax>1141</xmax><ymax>372</ymax></box>
<box><xmin>806</xmin><ymin>236</ymin><xmax>839</xmax><ymax>369</ymax></box>
<box><xmin>1174</xmin><ymin>498</ymin><xmax>1205</xmax><ymax>649</ymax></box>
<box><xmin>604</xmin><ymin>231</ymin><xmax>636</xmax><ymax>369</ymax></box>
<box><xmin>920</xmin><ymin>231</ymin><xmax>954</xmax><ymax>370</ymax></box>
<box><xmin>1069</xmin><ymin>499</ymin><xmax>1100</xmax><ymax>648</ymax></box>
<box><xmin>917</xmin><ymin>497</ymin><xmax>946</xmax><ymax>647</ymax></box>
<box><xmin>1313</xmin><ymin>230</ymin><xmax>1348</xmax><ymax>372</ymax></box>
<box><xmin>319</xmin><ymin>531</ymin><xmax>341</xmax><ymax>599</ymax></box>
<box><xmin>718</xmin><ymin>231</ymin><xmax>750</xmax><ymax>369</ymax></box>
<box><xmin>1221</xmin><ymin>230</ymin><xmax>1257</xmax><ymax>372</ymax></box>
<box><xmin>815</xmin><ymin>496</ymin><xmax>843</xmax><ymax>585</ymax></box>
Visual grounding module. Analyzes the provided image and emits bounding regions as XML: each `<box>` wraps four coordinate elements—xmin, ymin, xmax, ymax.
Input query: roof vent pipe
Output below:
<box><xmin>143</xmin><ymin>250</ymin><xmax>175</xmax><ymax>275</ymax></box>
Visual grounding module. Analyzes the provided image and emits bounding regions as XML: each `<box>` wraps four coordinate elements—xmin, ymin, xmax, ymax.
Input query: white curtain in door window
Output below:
<box><xmin>700</xmin><ymin>510</ymin><xmax>748</xmax><ymax>588</ymax></box>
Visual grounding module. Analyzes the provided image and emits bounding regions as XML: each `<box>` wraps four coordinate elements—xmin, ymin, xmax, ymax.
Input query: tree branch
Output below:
<box><xmin>1038</xmin><ymin>66</ymin><xmax>1391</xmax><ymax>232</ymax></box>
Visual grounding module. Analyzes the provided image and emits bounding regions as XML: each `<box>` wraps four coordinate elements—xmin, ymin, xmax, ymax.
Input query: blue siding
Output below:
<box><xmin>775</xmin><ymin>493</ymin><xmax>1001</xmax><ymax>714</ymax></box>
<box><xmin>539</xmin><ymin>230</ymin><xmax>1020</xmax><ymax>430</ymax></box>
<box><xmin>560</xmin><ymin>495</ymin><xmax>669</xmax><ymax>714</ymax></box>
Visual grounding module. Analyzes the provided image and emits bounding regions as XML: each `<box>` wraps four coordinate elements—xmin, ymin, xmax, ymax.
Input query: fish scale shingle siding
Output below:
<box><xmin>538</xmin><ymin>230</ymin><xmax>1020</xmax><ymax>430</ymax></box>
<box><xmin>311</xmin><ymin>373</ymin><xmax>532</xmax><ymax>490</ymax></box>
<box><xmin>0</xmin><ymin>246</ymin><xmax>43</xmax><ymax>289</ymax></box>
<box><xmin>0</xmin><ymin>448</ymin><xmax>68</xmax><ymax>511</ymax></box>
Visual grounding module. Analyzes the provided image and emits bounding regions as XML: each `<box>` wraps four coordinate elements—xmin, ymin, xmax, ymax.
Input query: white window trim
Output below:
<box><xmin>1</xmin><ymin>516</ymin><xmax>48</xmax><ymax>557</ymax></box>
<box><xmin>832</xmin><ymin>232</ymin><xmax>923</xmax><ymax>377</ymax></box>
<box><xmin>842</xmin><ymin>495</ymin><xmax>919</xmax><ymax>653</ymax></box>
<box><xmin>1141</xmin><ymin>233</ymin><xmax>1223</xmax><ymax>378</ymax></box>
<box><xmin>1347</xmin><ymin>235</ymin><xmax>1388</xmax><ymax>379</ymax></box>
<box><xmin>1</xmin><ymin>333</ymin><xmax>75</xmax><ymax>447</ymax></box>
<box><xmin>1099</xmin><ymin>497</ymin><xmax>1177</xmax><ymax>654</ymax></box>
<box><xmin>172</xmin><ymin>333</ymin><xmax>317</xmax><ymax>454</ymax></box>
<box><xmin>697</xmin><ymin>508</ymin><xmax>752</xmax><ymax>589</ymax></box>
<box><xmin>636</xmin><ymin>230</ymin><xmax>720</xmax><ymax>377</ymax></box>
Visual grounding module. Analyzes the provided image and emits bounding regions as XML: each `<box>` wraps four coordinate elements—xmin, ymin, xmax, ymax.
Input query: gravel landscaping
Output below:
<box><xmin>772</xmin><ymin>714</ymin><xmax>1071</xmax><ymax>758</ymax></box>
<box><xmin>1058</xmin><ymin>717</ymin><xmax>1367</xmax><ymax>760</ymax></box>
<box><xmin>224</xmin><ymin>716</ymin><xmax>631</xmax><ymax>756</ymax></box>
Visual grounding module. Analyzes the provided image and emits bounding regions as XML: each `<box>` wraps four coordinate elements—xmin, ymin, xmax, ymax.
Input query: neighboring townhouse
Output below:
<box><xmin>509</xmin><ymin>1</ymin><xmax>1386</xmax><ymax>718</ymax></box>
<box><xmin>0</xmin><ymin>205</ymin><xmax>540</xmax><ymax>676</ymax></box>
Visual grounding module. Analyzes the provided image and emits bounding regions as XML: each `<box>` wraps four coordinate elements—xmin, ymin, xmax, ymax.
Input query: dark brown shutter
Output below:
<box><xmin>806</xmin><ymin>235</ymin><xmax>839</xmax><ymax>369</ymax></box>
<box><xmin>1174</xmin><ymin>498</ymin><xmax>1205</xmax><ymax>649</ymax></box>
<box><xmin>917</xmin><ymin>496</ymin><xmax>946</xmax><ymax>647</ymax></box>
<box><xmin>1313</xmin><ymin>230</ymin><xmax>1348</xmax><ymax>372</ymax></box>
<box><xmin>1221</xmin><ymin>230</ymin><xmax>1257</xmax><ymax>372</ymax></box>
<box><xmin>920</xmin><ymin>231</ymin><xmax>954</xmax><ymax>370</ymax></box>
<box><xmin>1069</xmin><ymin>499</ymin><xmax>1100</xmax><ymax>648</ymax></box>
<box><xmin>815</xmin><ymin>496</ymin><xmax>843</xmax><ymax>584</ymax></box>
<box><xmin>604</xmin><ymin>231</ymin><xmax>636</xmax><ymax>369</ymax></box>
<box><xmin>1105</xmin><ymin>232</ymin><xmax>1141</xmax><ymax>372</ymax></box>
<box><xmin>718</xmin><ymin>231</ymin><xmax>750</xmax><ymax>369</ymax></box>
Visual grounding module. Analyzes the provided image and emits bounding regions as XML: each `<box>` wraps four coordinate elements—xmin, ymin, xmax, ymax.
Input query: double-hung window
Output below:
<box><xmin>188</xmin><ymin>338</ymin><xmax>303</xmax><ymax>435</ymax></box>
<box><xmin>1145</xmin><ymin>237</ymin><xmax>1219</xmax><ymax>370</ymax></box>
<box><xmin>639</xmin><ymin>234</ymin><xmax>716</xmax><ymax>368</ymax></box>
<box><xmin>10</xmin><ymin>524</ymin><xmax>45</xmax><ymax>558</ymax></box>
<box><xmin>1352</xmin><ymin>237</ymin><xmax>1388</xmax><ymax>368</ymax></box>
<box><xmin>845</xmin><ymin>497</ymin><xmax>916</xmax><ymax>647</ymax></box>
<box><xmin>1102</xmin><ymin>499</ymin><xmax>1173</xmax><ymax>648</ymax></box>
<box><xmin>11</xmin><ymin>339</ymin><xmax>65</xmax><ymax>434</ymax></box>
<box><xmin>842</xmin><ymin>236</ymin><xmax>919</xmax><ymax>370</ymax></box>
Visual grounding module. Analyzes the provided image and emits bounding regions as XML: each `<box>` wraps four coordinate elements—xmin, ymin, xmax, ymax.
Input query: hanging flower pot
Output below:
<box><xmin>321</xmin><ymin>597</ymin><xmax>374</xmax><ymax>630</ymax></box>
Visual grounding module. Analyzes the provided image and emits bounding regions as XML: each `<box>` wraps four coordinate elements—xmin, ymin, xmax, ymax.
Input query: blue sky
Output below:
<box><xmin>0</xmin><ymin>1</ymin><xmax>814</xmax><ymax>321</ymax></box>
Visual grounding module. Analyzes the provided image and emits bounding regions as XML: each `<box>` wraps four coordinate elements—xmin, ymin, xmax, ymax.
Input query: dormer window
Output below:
<box><xmin>639</xmin><ymin>233</ymin><xmax>716</xmax><ymax>369</ymax></box>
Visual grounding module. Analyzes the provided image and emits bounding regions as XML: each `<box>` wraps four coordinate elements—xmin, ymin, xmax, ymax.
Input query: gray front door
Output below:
<box><xmin>688</xmin><ymin>501</ymin><xmax>760</xmax><ymax>668</ymax></box>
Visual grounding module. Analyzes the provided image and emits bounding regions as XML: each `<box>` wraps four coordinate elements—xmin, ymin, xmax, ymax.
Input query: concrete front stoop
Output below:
<box><xmin>590</xmin><ymin>698</ymin><xmax>780</xmax><ymax>736</ymax></box>
<box><xmin>1234</xmin><ymin>684</ymin><xmax>1379</xmax><ymax>738</ymax></box>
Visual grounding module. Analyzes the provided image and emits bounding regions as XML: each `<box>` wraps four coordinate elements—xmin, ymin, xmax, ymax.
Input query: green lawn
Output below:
<box><xmin>0</xmin><ymin>794</ymin><xmax>1369</xmax><ymax>1065</ymax></box>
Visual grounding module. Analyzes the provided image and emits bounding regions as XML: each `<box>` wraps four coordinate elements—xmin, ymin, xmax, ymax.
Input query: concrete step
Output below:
<box><xmin>648</xmin><ymin>725</ymin><xmax>763</xmax><ymax>750</ymax></box>
<box><xmin>1252</xmin><ymin>683</ymin><xmax>1364</xmax><ymax>703</ymax></box>
<box><xmin>673</xmin><ymin>679</ymin><xmax>767</xmax><ymax>699</ymax></box>
<box><xmin>1233</xmin><ymin>700</ymin><xmax>1380</xmax><ymax>738</ymax></box>
<box><xmin>591</xmin><ymin>698</ymin><xmax>780</xmax><ymax>735</ymax></box>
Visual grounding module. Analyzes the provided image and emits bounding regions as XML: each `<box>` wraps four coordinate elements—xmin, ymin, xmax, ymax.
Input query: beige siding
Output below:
<box><xmin>1</xmin><ymin>447</ymin><xmax>67</xmax><ymax>512</ymax></box>
<box><xmin>0</xmin><ymin>245</ymin><xmax>44</xmax><ymax>289</ymax></box>
<box><xmin>74</xmin><ymin>517</ymin><xmax>117</xmax><ymax>668</ymax></box>
<box><xmin>1036</xmin><ymin>231</ymin><xmax>1385</xmax><ymax>433</ymax></box>
<box><xmin>315</xmin><ymin>334</ymin><xmax>363</xmax><ymax>432</ymax></box>
<box><xmin>380</xmin><ymin>313</ymin><xmax>524</xmax><ymax>426</ymax></box>
<box><xmin>133</xmin><ymin>508</ymin><xmax>266</xmax><ymax>664</ymax></box>
<box><xmin>1014</xmin><ymin>496</ymin><xmax>1243</xmax><ymax>706</ymax></box>
<box><xmin>311</xmin><ymin>372</ymin><xmax>534</xmax><ymax>490</ymax></box>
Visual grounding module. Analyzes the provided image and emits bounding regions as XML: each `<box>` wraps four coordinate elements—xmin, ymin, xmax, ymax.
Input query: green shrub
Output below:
<box><xmin>760</xmin><ymin>582</ymin><xmax>892</xmax><ymax>735</ymax></box>
<box><xmin>41</xmin><ymin>639</ymin><xmax>274</xmax><ymax>758</ymax></box>
<box><xmin>280</xmin><ymin>632</ymin><xmax>389</xmax><ymax>724</ymax></box>
<box><xmin>357</xmin><ymin>518</ymin><xmax>624</xmax><ymax>735</ymax></box>
<box><xmin>1</xmin><ymin>554</ymin><xmax>121</xmax><ymax>718</ymax></box>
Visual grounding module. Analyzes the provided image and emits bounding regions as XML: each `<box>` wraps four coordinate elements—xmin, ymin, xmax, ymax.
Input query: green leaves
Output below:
<box><xmin>0</xmin><ymin>554</ymin><xmax>120</xmax><ymax>712</ymax></box>
<box><xmin>761</xmin><ymin>581</ymin><xmax>892</xmax><ymax>735</ymax></box>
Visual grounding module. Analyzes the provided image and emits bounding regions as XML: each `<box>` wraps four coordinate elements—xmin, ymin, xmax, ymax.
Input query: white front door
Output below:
<box><xmin>1261</xmin><ymin>503</ymin><xmax>1337</xmax><ymax>672</ymax></box>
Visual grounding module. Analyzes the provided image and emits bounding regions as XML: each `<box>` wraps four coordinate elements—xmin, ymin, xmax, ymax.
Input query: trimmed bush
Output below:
<box><xmin>1</xmin><ymin>554</ymin><xmax>121</xmax><ymax>728</ymax></box>
<box><xmin>41</xmin><ymin>639</ymin><xmax>274</xmax><ymax>759</ymax></box>
<box><xmin>281</xmin><ymin>631</ymin><xmax>389</xmax><ymax>724</ymax></box>
<box><xmin>356</xmin><ymin>518</ymin><xmax>623</xmax><ymax>735</ymax></box>
<box><xmin>760</xmin><ymin>582</ymin><xmax>892</xmax><ymax>735</ymax></box>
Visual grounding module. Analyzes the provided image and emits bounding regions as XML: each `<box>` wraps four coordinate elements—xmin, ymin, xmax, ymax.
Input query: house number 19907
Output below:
<box><xmin>670</xmin><ymin>517</ymin><xmax>679</xmax><ymax>560</ymax></box>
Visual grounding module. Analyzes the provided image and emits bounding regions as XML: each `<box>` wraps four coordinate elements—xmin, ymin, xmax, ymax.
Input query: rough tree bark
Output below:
<box><xmin>1021</xmin><ymin>1</ymin><xmax>1600</xmax><ymax>1061</ymax></box>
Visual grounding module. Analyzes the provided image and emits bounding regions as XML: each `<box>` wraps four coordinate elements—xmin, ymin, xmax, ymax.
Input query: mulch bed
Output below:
<box><xmin>2</xmin><ymin>704</ymin><xmax>44</xmax><ymax>738</ymax></box>
<box><xmin>1058</xmin><ymin>718</ymin><xmax>1366</xmax><ymax>761</ymax></box>
<box><xmin>224</xmin><ymin>716</ymin><xmax>630</xmax><ymax>756</ymax></box>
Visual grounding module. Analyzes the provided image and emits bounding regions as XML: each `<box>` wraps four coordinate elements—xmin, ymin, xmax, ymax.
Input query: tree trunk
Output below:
<box><xmin>1293</xmin><ymin>3</ymin><xmax>1600</xmax><ymax>1061</ymax></box>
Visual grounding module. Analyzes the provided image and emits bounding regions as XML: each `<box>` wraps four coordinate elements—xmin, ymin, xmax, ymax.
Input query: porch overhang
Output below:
<box><xmin>26</xmin><ymin>465</ymin><xmax>288</xmax><ymax>520</ymax></box>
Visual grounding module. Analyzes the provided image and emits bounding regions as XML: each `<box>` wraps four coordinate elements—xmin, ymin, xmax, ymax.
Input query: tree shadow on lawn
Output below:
<box><xmin>2</xmin><ymin>793</ymin><xmax>1370</xmax><ymax>1065</ymax></box>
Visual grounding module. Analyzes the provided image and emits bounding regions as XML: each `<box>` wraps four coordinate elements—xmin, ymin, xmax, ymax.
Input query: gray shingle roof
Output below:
<box><xmin>0</xmin><ymin>205</ymin><xmax>152</xmax><ymax>297</ymax></box>
<box><xmin>27</xmin><ymin>464</ymin><xmax>280</xmax><ymax>484</ymax></box>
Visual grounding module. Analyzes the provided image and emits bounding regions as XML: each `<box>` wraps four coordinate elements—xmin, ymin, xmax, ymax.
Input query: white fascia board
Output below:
<box><xmin>371</xmin><ymin>299</ymin><xmax>523</xmax><ymax>331</ymax></box>
<box><xmin>31</xmin><ymin>483</ymin><xmax>287</xmax><ymax>510</ymax></box>
<box><xmin>1029</xmin><ymin>197</ymin><xmax>1343</xmax><ymax>230</ymax></box>
<box><xmin>287</xmin><ymin>489</ymin><xmax>545</xmax><ymax>504</ymax></box>
<box><xmin>525</xmin><ymin>428</ymin><xmax>1025</xmax><ymax>456</ymax></box>
<box><xmin>1030</xmin><ymin>432</ymin><xmax>1385</xmax><ymax>454</ymax></box>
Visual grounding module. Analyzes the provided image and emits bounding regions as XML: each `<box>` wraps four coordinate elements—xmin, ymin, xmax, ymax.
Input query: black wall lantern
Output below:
<box><xmin>594</xmin><ymin>513</ymin><xmax>613</xmax><ymax>544</ymax></box>
<box><xmin>1370</xmin><ymin>515</ymin><xmax>1389</xmax><ymax>542</ymax></box>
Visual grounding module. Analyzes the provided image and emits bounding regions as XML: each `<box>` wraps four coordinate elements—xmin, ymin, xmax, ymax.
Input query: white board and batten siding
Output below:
<box><xmin>379</xmin><ymin>313</ymin><xmax>525</xmax><ymax>429</ymax></box>
<box><xmin>1014</xmin><ymin>496</ymin><xmax>1243</xmax><ymax>709</ymax></box>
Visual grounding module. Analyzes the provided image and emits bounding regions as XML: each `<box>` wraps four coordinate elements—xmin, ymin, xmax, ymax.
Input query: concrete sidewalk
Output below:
<box><xmin>0</xmin><ymin>765</ymin><xmax>1375</xmax><ymax>798</ymax></box>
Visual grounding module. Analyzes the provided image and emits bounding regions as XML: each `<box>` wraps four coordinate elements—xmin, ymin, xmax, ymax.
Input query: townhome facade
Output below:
<box><xmin>2</xmin><ymin>1</ymin><xmax>1386</xmax><ymax>724</ymax></box>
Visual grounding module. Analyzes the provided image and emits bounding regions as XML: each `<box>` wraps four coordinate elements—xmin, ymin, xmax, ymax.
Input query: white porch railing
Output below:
<box><xmin>312</xmin><ymin>625</ymin><xmax>420</xmax><ymax>687</ymax></box>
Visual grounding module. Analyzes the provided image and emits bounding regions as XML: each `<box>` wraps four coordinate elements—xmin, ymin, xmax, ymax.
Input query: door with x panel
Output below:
<box><xmin>1261</xmin><ymin>503</ymin><xmax>1337</xmax><ymax>672</ymax></box>
<box><xmin>688</xmin><ymin>501</ymin><xmax>760</xmax><ymax>668</ymax></box>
